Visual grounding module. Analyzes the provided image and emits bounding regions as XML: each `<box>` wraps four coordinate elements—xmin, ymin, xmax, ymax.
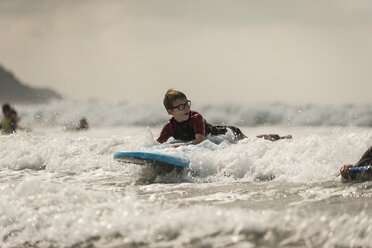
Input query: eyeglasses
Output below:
<box><xmin>171</xmin><ymin>100</ymin><xmax>191</xmax><ymax>111</ymax></box>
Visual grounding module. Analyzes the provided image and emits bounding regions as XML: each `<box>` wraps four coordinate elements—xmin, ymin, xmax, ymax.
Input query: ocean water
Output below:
<box><xmin>1</xmin><ymin>99</ymin><xmax>372</xmax><ymax>247</ymax></box>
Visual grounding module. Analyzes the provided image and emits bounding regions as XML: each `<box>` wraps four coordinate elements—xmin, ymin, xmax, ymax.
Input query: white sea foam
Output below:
<box><xmin>1</xmin><ymin>125</ymin><xmax>371</xmax><ymax>183</ymax></box>
<box><xmin>10</xmin><ymin>98</ymin><xmax>372</xmax><ymax>128</ymax></box>
<box><xmin>1</xmin><ymin>175</ymin><xmax>371</xmax><ymax>247</ymax></box>
<box><xmin>1</xmin><ymin>99</ymin><xmax>372</xmax><ymax>247</ymax></box>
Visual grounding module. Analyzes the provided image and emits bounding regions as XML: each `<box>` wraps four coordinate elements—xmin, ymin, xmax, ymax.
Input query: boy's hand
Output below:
<box><xmin>340</xmin><ymin>164</ymin><xmax>354</xmax><ymax>179</ymax></box>
<box><xmin>171</xmin><ymin>143</ymin><xmax>185</xmax><ymax>148</ymax></box>
<box><xmin>191</xmin><ymin>134</ymin><xmax>205</xmax><ymax>145</ymax></box>
<box><xmin>171</xmin><ymin>134</ymin><xmax>206</xmax><ymax>148</ymax></box>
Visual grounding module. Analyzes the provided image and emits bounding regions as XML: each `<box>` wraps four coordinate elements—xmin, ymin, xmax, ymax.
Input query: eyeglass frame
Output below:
<box><xmin>169</xmin><ymin>100</ymin><xmax>191</xmax><ymax>111</ymax></box>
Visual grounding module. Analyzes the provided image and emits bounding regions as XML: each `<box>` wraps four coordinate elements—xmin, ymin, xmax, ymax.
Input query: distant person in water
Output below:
<box><xmin>77</xmin><ymin>117</ymin><xmax>89</xmax><ymax>131</ymax></box>
<box><xmin>340</xmin><ymin>146</ymin><xmax>372</xmax><ymax>180</ymax></box>
<box><xmin>63</xmin><ymin>117</ymin><xmax>89</xmax><ymax>132</ymax></box>
<box><xmin>1</xmin><ymin>103</ymin><xmax>18</xmax><ymax>134</ymax></box>
<box><xmin>157</xmin><ymin>89</ymin><xmax>292</xmax><ymax>146</ymax></box>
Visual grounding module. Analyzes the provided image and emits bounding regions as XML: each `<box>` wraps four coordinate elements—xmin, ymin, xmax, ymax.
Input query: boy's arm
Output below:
<box><xmin>187</xmin><ymin>114</ymin><xmax>206</xmax><ymax>145</ymax></box>
<box><xmin>192</xmin><ymin>114</ymin><xmax>206</xmax><ymax>144</ymax></box>
<box><xmin>157</xmin><ymin>121</ymin><xmax>173</xmax><ymax>143</ymax></box>
<box><xmin>171</xmin><ymin>134</ymin><xmax>205</xmax><ymax>147</ymax></box>
<box><xmin>190</xmin><ymin>134</ymin><xmax>205</xmax><ymax>145</ymax></box>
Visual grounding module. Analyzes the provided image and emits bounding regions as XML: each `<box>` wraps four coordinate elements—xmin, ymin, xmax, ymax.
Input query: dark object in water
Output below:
<box><xmin>115</xmin><ymin>154</ymin><xmax>185</xmax><ymax>183</ymax></box>
<box><xmin>346</xmin><ymin>166</ymin><xmax>372</xmax><ymax>181</ymax></box>
<box><xmin>78</xmin><ymin>118</ymin><xmax>88</xmax><ymax>130</ymax></box>
<box><xmin>113</xmin><ymin>151</ymin><xmax>189</xmax><ymax>168</ymax></box>
<box><xmin>117</xmin><ymin>156</ymin><xmax>184</xmax><ymax>175</ymax></box>
<box><xmin>113</xmin><ymin>151</ymin><xmax>188</xmax><ymax>181</ymax></box>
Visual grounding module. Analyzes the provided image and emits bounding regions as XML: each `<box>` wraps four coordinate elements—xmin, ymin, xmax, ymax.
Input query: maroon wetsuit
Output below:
<box><xmin>157</xmin><ymin>110</ymin><xmax>247</xmax><ymax>143</ymax></box>
<box><xmin>157</xmin><ymin>110</ymin><xmax>206</xmax><ymax>143</ymax></box>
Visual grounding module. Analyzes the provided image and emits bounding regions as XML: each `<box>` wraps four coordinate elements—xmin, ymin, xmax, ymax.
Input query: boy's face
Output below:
<box><xmin>3</xmin><ymin>108</ymin><xmax>10</xmax><ymax>116</ymax></box>
<box><xmin>167</xmin><ymin>98</ymin><xmax>190</xmax><ymax>122</ymax></box>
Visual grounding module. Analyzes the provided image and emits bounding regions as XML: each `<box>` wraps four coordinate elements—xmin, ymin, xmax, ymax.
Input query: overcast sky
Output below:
<box><xmin>1</xmin><ymin>0</ymin><xmax>372</xmax><ymax>104</ymax></box>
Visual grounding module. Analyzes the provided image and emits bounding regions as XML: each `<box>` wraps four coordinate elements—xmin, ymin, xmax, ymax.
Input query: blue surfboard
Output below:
<box><xmin>345</xmin><ymin>165</ymin><xmax>372</xmax><ymax>181</ymax></box>
<box><xmin>113</xmin><ymin>151</ymin><xmax>190</xmax><ymax>168</ymax></box>
<box><xmin>349</xmin><ymin>166</ymin><xmax>372</xmax><ymax>172</ymax></box>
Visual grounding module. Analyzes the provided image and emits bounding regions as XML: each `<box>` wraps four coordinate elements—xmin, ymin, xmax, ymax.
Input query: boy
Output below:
<box><xmin>157</xmin><ymin>89</ymin><xmax>292</xmax><ymax>146</ymax></box>
<box><xmin>340</xmin><ymin>146</ymin><xmax>372</xmax><ymax>180</ymax></box>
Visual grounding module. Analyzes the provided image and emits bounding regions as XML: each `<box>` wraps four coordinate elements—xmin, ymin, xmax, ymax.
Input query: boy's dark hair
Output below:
<box><xmin>163</xmin><ymin>89</ymin><xmax>187</xmax><ymax>110</ymax></box>
<box><xmin>2</xmin><ymin>103</ymin><xmax>11</xmax><ymax>113</ymax></box>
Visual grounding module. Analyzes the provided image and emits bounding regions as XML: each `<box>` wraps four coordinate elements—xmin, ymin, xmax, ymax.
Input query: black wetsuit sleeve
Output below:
<box><xmin>355</xmin><ymin>146</ymin><xmax>372</xmax><ymax>167</ymax></box>
<box><xmin>205</xmin><ymin>121</ymin><xmax>247</xmax><ymax>140</ymax></box>
<box><xmin>9</xmin><ymin>117</ymin><xmax>17</xmax><ymax>132</ymax></box>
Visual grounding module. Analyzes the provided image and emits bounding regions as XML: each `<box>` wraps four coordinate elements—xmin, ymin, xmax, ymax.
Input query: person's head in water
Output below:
<box><xmin>78</xmin><ymin>117</ymin><xmax>88</xmax><ymax>130</ymax></box>
<box><xmin>163</xmin><ymin>89</ymin><xmax>191</xmax><ymax>122</ymax></box>
<box><xmin>2</xmin><ymin>104</ymin><xmax>11</xmax><ymax>117</ymax></box>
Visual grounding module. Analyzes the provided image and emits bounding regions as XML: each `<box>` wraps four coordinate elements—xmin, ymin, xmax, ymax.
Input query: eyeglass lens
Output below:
<box><xmin>177</xmin><ymin>100</ymin><xmax>191</xmax><ymax>110</ymax></box>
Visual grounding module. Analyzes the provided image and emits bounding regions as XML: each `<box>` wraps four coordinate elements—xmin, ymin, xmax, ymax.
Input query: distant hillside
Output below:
<box><xmin>0</xmin><ymin>65</ymin><xmax>62</xmax><ymax>104</ymax></box>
